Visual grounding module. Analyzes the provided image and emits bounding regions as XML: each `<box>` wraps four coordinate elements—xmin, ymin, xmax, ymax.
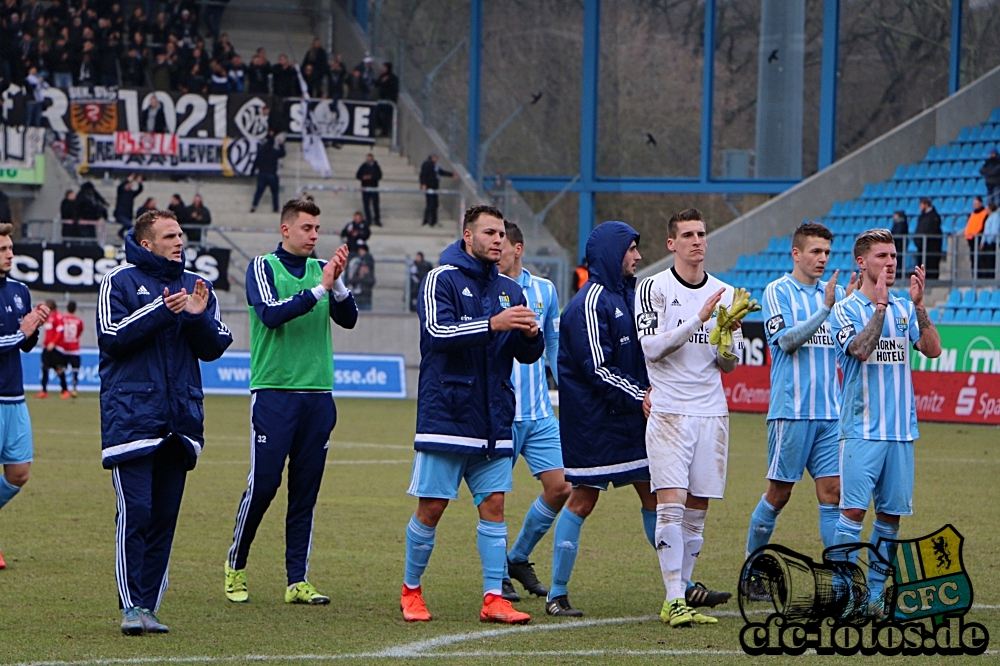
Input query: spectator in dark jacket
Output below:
<box><xmin>302</xmin><ymin>62</ymin><xmax>322</xmax><ymax>98</ymax></box>
<box><xmin>114</xmin><ymin>174</ymin><xmax>144</xmax><ymax>239</ymax></box>
<box><xmin>0</xmin><ymin>189</ymin><xmax>11</xmax><ymax>224</ymax></box>
<box><xmin>345</xmin><ymin>67</ymin><xmax>367</xmax><ymax>100</ymax></box>
<box><xmin>376</xmin><ymin>62</ymin><xmax>398</xmax><ymax>137</ymax></box>
<box><xmin>183</xmin><ymin>194</ymin><xmax>211</xmax><ymax>244</ymax></box>
<box><xmin>340</xmin><ymin>211</ymin><xmax>370</xmax><ymax>254</ymax></box>
<box><xmin>121</xmin><ymin>46</ymin><xmax>146</xmax><ymax>86</ymax></box>
<box><xmin>250</xmin><ymin>131</ymin><xmax>286</xmax><ymax>213</ymax></box>
<box><xmin>136</xmin><ymin>197</ymin><xmax>158</xmax><ymax>220</ymax></box>
<box><xmin>408</xmin><ymin>251</ymin><xmax>432</xmax><ymax>312</ymax></box>
<box><xmin>60</xmin><ymin>189</ymin><xmax>78</xmax><ymax>221</ymax></box>
<box><xmin>355</xmin><ymin>153</ymin><xmax>383</xmax><ymax>227</ymax></box>
<box><xmin>227</xmin><ymin>53</ymin><xmax>246</xmax><ymax>92</ymax></box>
<box><xmin>271</xmin><ymin>54</ymin><xmax>298</xmax><ymax>97</ymax></box>
<box><xmin>246</xmin><ymin>50</ymin><xmax>269</xmax><ymax>94</ymax></box>
<box><xmin>419</xmin><ymin>154</ymin><xmax>456</xmax><ymax>227</ymax></box>
<box><xmin>915</xmin><ymin>197</ymin><xmax>943</xmax><ymax>280</ymax></box>
<box><xmin>168</xmin><ymin>193</ymin><xmax>186</xmax><ymax>221</ymax></box>
<box><xmin>327</xmin><ymin>54</ymin><xmax>345</xmax><ymax>101</ymax></box>
<box><xmin>981</xmin><ymin>148</ymin><xmax>1000</xmax><ymax>209</ymax></box>
<box><xmin>301</xmin><ymin>38</ymin><xmax>328</xmax><ymax>87</ymax></box>
<box><xmin>76</xmin><ymin>182</ymin><xmax>109</xmax><ymax>220</ymax></box>
<box><xmin>347</xmin><ymin>241</ymin><xmax>376</xmax><ymax>310</ymax></box>
<box><xmin>144</xmin><ymin>95</ymin><xmax>168</xmax><ymax>133</ymax></box>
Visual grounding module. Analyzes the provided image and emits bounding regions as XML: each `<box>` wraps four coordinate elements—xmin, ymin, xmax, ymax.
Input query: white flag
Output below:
<box><xmin>295</xmin><ymin>66</ymin><xmax>332</xmax><ymax>179</ymax></box>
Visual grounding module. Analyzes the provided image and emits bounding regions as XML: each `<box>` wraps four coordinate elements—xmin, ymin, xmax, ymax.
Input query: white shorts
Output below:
<box><xmin>646</xmin><ymin>412</ymin><xmax>729</xmax><ymax>498</ymax></box>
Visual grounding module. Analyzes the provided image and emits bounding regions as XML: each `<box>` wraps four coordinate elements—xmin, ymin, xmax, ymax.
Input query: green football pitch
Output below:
<box><xmin>0</xmin><ymin>394</ymin><xmax>997</xmax><ymax>665</ymax></box>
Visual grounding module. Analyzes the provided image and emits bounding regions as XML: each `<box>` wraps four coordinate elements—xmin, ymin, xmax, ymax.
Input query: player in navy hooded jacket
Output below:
<box><xmin>545</xmin><ymin>221</ymin><xmax>656</xmax><ymax>616</ymax></box>
<box><xmin>401</xmin><ymin>205</ymin><xmax>544</xmax><ymax>625</ymax></box>
<box><xmin>0</xmin><ymin>222</ymin><xmax>50</xmax><ymax>570</ymax></box>
<box><xmin>98</xmin><ymin>210</ymin><xmax>232</xmax><ymax>635</ymax></box>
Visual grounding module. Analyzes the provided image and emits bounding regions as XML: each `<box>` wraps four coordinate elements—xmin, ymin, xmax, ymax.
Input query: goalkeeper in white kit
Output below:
<box><xmin>634</xmin><ymin>209</ymin><xmax>755</xmax><ymax>627</ymax></box>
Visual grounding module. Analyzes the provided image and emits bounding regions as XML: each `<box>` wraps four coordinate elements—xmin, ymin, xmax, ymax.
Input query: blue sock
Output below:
<box><xmin>403</xmin><ymin>515</ymin><xmax>436</xmax><ymax>589</ymax></box>
<box><xmin>867</xmin><ymin>520</ymin><xmax>899</xmax><ymax>599</ymax></box>
<box><xmin>641</xmin><ymin>507</ymin><xmax>656</xmax><ymax>549</ymax></box>
<box><xmin>549</xmin><ymin>508</ymin><xmax>585</xmax><ymax>601</ymax></box>
<box><xmin>832</xmin><ymin>515</ymin><xmax>864</xmax><ymax>562</ymax></box>
<box><xmin>477</xmin><ymin>519</ymin><xmax>507</xmax><ymax>596</ymax></box>
<box><xmin>508</xmin><ymin>495</ymin><xmax>558</xmax><ymax>564</ymax></box>
<box><xmin>0</xmin><ymin>476</ymin><xmax>20</xmax><ymax>511</ymax></box>
<box><xmin>818</xmin><ymin>503</ymin><xmax>840</xmax><ymax>549</ymax></box>
<box><xmin>746</xmin><ymin>495</ymin><xmax>781</xmax><ymax>558</ymax></box>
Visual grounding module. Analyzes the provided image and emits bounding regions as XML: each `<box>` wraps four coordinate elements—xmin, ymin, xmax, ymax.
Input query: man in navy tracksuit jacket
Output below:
<box><xmin>99</xmin><ymin>210</ymin><xmax>232</xmax><ymax>635</ymax></box>
<box><xmin>545</xmin><ymin>221</ymin><xmax>656</xmax><ymax>616</ymax></box>
<box><xmin>400</xmin><ymin>205</ymin><xmax>544</xmax><ymax>625</ymax></box>
<box><xmin>0</xmin><ymin>223</ymin><xmax>49</xmax><ymax>570</ymax></box>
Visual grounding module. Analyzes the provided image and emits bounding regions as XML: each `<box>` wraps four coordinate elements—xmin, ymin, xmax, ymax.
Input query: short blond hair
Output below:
<box><xmin>853</xmin><ymin>228</ymin><xmax>894</xmax><ymax>260</ymax></box>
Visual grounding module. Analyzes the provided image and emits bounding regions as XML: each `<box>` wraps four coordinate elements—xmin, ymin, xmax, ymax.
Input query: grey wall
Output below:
<box><xmin>639</xmin><ymin>63</ymin><xmax>1000</xmax><ymax>279</ymax></box>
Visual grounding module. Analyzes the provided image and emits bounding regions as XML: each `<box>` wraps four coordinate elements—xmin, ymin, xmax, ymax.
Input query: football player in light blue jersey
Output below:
<box><xmin>830</xmin><ymin>228</ymin><xmax>941</xmax><ymax>611</ymax></box>
<box><xmin>496</xmin><ymin>221</ymin><xmax>571</xmax><ymax>604</ymax></box>
<box><xmin>746</xmin><ymin>223</ymin><xmax>857</xmax><ymax>564</ymax></box>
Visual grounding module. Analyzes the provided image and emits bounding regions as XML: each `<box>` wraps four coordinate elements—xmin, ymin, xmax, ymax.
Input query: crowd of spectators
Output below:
<box><xmin>0</xmin><ymin>0</ymin><xmax>400</xmax><ymax>117</ymax></box>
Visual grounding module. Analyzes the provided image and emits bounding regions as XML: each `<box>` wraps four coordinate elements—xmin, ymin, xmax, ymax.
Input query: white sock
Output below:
<box><xmin>655</xmin><ymin>503</ymin><xmax>686</xmax><ymax>601</ymax></box>
<box><xmin>681</xmin><ymin>508</ymin><xmax>707</xmax><ymax>588</ymax></box>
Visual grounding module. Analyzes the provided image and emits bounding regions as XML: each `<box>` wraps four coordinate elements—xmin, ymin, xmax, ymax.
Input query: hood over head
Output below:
<box><xmin>584</xmin><ymin>221</ymin><xmax>640</xmax><ymax>294</ymax></box>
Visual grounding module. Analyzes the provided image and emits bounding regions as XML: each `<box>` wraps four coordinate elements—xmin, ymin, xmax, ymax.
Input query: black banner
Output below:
<box><xmin>10</xmin><ymin>243</ymin><xmax>230</xmax><ymax>292</ymax></box>
<box><xmin>738</xmin><ymin>321</ymin><xmax>769</xmax><ymax>367</ymax></box>
<box><xmin>282</xmin><ymin>98</ymin><xmax>377</xmax><ymax>144</ymax></box>
<box><xmin>1</xmin><ymin>84</ymin><xmax>275</xmax><ymax>176</ymax></box>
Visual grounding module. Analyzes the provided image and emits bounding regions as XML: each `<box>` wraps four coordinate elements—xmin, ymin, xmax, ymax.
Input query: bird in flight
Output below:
<box><xmin>530</xmin><ymin>92</ymin><xmax>543</xmax><ymax>105</ymax></box>
<box><xmin>768</xmin><ymin>49</ymin><xmax>779</xmax><ymax>63</ymax></box>
<box><xmin>646</xmin><ymin>133</ymin><xmax>657</xmax><ymax>147</ymax></box>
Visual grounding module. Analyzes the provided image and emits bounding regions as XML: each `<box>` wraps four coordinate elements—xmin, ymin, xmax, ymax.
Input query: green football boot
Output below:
<box><xmin>285</xmin><ymin>581</ymin><xmax>330</xmax><ymax>604</ymax></box>
<box><xmin>225</xmin><ymin>562</ymin><xmax>249</xmax><ymax>603</ymax></box>
<box><xmin>660</xmin><ymin>598</ymin><xmax>693</xmax><ymax>628</ymax></box>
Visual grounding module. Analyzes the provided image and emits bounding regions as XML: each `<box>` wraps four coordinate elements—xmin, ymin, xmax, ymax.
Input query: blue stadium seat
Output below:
<box><xmin>862</xmin><ymin>184</ymin><xmax>875</xmax><ymax>199</ymax></box>
<box><xmin>905</xmin><ymin>181</ymin><xmax>919</xmax><ymax>197</ymax></box>
<box><xmin>928</xmin><ymin>180</ymin><xmax>942</xmax><ymax>197</ymax></box>
<box><xmin>929</xmin><ymin>309</ymin><xmax>940</xmax><ymax>324</ymax></box>
<box><xmin>991</xmin><ymin>290</ymin><xmax>1000</xmax><ymax>309</ymax></box>
<box><xmin>990</xmin><ymin>108</ymin><xmax>1000</xmax><ymax>123</ymax></box>
<box><xmin>948</xmin><ymin>144</ymin><xmax>963</xmax><ymax>160</ymax></box>
<box><xmin>978</xmin><ymin>309</ymin><xmax>993</xmax><ymax>323</ymax></box>
<box><xmin>946</xmin><ymin>289</ymin><xmax>962</xmax><ymax>307</ymax></box>
<box><xmin>992</xmin><ymin>309</ymin><xmax>1000</xmax><ymax>324</ymax></box>
<box><xmin>960</xmin><ymin>144</ymin><xmax>973</xmax><ymax>160</ymax></box>
<box><xmin>893</xmin><ymin>165</ymin><xmax>907</xmax><ymax>180</ymax></box>
<box><xmin>971</xmin><ymin>126</ymin><xmax>984</xmax><ymax>142</ymax></box>
<box><xmin>958</xmin><ymin>127</ymin><xmax>971</xmax><ymax>143</ymax></box>
<box><xmin>961</xmin><ymin>289</ymin><xmax>976</xmax><ymax>307</ymax></box>
<box><xmin>927</xmin><ymin>146</ymin><xmax>941</xmax><ymax>161</ymax></box>
<box><xmin>914</xmin><ymin>163</ymin><xmax>928</xmax><ymax>180</ymax></box>
<box><xmin>992</xmin><ymin>125</ymin><xmax>1000</xmax><ymax>141</ymax></box>
<box><xmin>955</xmin><ymin>309</ymin><xmax>969</xmax><ymax>322</ymax></box>
<box><xmin>962</xmin><ymin>161</ymin><xmax>978</xmax><ymax>177</ymax></box>
<box><xmin>927</xmin><ymin>162</ymin><xmax>941</xmax><ymax>179</ymax></box>
<box><xmin>943</xmin><ymin>309</ymin><xmax>956</xmax><ymax>323</ymax></box>
<box><xmin>976</xmin><ymin>289</ymin><xmax>993</xmax><ymax>308</ymax></box>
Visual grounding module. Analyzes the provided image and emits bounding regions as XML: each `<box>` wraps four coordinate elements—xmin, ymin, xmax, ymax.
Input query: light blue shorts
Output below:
<box><xmin>407</xmin><ymin>450</ymin><xmax>513</xmax><ymax>501</ymax></box>
<box><xmin>839</xmin><ymin>438</ymin><xmax>914</xmax><ymax>516</ymax></box>
<box><xmin>766</xmin><ymin>419</ymin><xmax>839</xmax><ymax>483</ymax></box>
<box><xmin>513</xmin><ymin>416</ymin><xmax>563</xmax><ymax>477</ymax></box>
<box><xmin>0</xmin><ymin>401</ymin><xmax>33</xmax><ymax>465</ymax></box>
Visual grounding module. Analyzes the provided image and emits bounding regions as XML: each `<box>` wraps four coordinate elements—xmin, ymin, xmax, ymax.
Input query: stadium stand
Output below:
<box><xmin>714</xmin><ymin>107</ymin><xmax>1000</xmax><ymax>323</ymax></box>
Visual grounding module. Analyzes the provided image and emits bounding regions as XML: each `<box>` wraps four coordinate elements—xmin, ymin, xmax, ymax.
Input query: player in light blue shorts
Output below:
<box><xmin>0</xmin><ymin>225</ymin><xmax>51</xmax><ymax>569</ymax></box>
<box><xmin>497</xmin><ymin>222</ymin><xmax>572</xmax><ymax>602</ymax></box>
<box><xmin>746</xmin><ymin>223</ymin><xmax>854</xmax><ymax>563</ymax></box>
<box><xmin>408</xmin><ymin>451</ymin><xmax>513</xmax><ymax>501</ymax></box>
<box><xmin>830</xmin><ymin>229</ymin><xmax>941</xmax><ymax>611</ymax></box>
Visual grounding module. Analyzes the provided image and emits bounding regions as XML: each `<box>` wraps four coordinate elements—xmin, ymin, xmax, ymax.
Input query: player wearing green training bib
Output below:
<box><xmin>225</xmin><ymin>198</ymin><xmax>357</xmax><ymax>606</ymax></box>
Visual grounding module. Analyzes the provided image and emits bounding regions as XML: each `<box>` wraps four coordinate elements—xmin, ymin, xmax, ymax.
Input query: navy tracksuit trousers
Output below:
<box><xmin>112</xmin><ymin>435</ymin><xmax>189</xmax><ymax>611</ymax></box>
<box><xmin>227</xmin><ymin>390</ymin><xmax>337</xmax><ymax>585</ymax></box>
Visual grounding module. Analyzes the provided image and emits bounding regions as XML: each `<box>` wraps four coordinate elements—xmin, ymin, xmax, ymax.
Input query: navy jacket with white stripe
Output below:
<box><xmin>0</xmin><ymin>276</ymin><xmax>38</xmax><ymax>402</ymax></box>
<box><xmin>98</xmin><ymin>231</ymin><xmax>233</xmax><ymax>469</ymax></box>
<box><xmin>415</xmin><ymin>240</ymin><xmax>544</xmax><ymax>457</ymax></box>
<box><xmin>558</xmin><ymin>222</ymin><xmax>650</xmax><ymax>485</ymax></box>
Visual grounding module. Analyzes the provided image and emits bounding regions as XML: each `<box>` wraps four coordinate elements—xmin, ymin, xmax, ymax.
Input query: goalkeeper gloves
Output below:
<box><xmin>709</xmin><ymin>287</ymin><xmax>761</xmax><ymax>360</ymax></box>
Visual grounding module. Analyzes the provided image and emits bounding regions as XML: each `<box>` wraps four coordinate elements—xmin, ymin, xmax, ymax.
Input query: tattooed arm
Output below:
<box><xmin>913</xmin><ymin>305</ymin><xmax>942</xmax><ymax>358</ymax></box>
<box><xmin>847</xmin><ymin>306</ymin><xmax>886</xmax><ymax>362</ymax></box>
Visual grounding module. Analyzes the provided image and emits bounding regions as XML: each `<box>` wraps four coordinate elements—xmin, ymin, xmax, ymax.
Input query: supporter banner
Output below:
<box><xmin>0</xmin><ymin>125</ymin><xmax>44</xmax><ymax>168</ymax></box>
<box><xmin>722</xmin><ymin>364</ymin><xmax>770</xmax><ymax>414</ymax></box>
<box><xmin>913</xmin><ymin>324</ymin><xmax>1000</xmax><ymax>373</ymax></box>
<box><xmin>22</xmin><ymin>349</ymin><xmax>406</xmax><ymax>398</ymax></box>
<box><xmin>114</xmin><ymin>131</ymin><xmax>179</xmax><ymax>156</ymax></box>
<box><xmin>283</xmin><ymin>98</ymin><xmax>377</xmax><ymax>144</ymax></box>
<box><xmin>202</xmin><ymin>351</ymin><xmax>406</xmax><ymax>398</ymax></box>
<box><xmin>1</xmin><ymin>85</ymin><xmax>275</xmax><ymax>176</ymax></box>
<box><xmin>9</xmin><ymin>243</ymin><xmax>230</xmax><ymax>292</ymax></box>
